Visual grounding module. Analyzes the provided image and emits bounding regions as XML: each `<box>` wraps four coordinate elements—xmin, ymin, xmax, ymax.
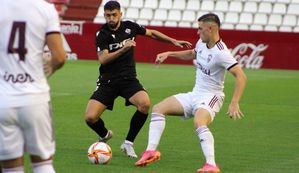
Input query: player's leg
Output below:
<box><xmin>85</xmin><ymin>100</ymin><xmax>112</xmax><ymax>142</ymax></box>
<box><xmin>119</xmin><ymin>90</ymin><xmax>150</xmax><ymax>158</ymax></box>
<box><xmin>0</xmin><ymin>108</ymin><xmax>25</xmax><ymax>173</ymax></box>
<box><xmin>118</xmin><ymin>77</ymin><xmax>150</xmax><ymax>158</ymax></box>
<box><xmin>19</xmin><ymin>102</ymin><xmax>56</xmax><ymax>173</ymax></box>
<box><xmin>135</xmin><ymin>96</ymin><xmax>185</xmax><ymax>166</ymax></box>
<box><xmin>127</xmin><ymin>90</ymin><xmax>150</xmax><ymax>143</ymax></box>
<box><xmin>194</xmin><ymin>94</ymin><xmax>223</xmax><ymax>173</ymax></box>
<box><xmin>86</xmin><ymin>80</ymin><xmax>117</xmax><ymax>142</ymax></box>
<box><xmin>194</xmin><ymin>109</ymin><xmax>214</xmax><ymax>164</ymax></box>
<box><xmin>194</xmin><ymin>109</ymin><xmax>220</xmax><ymax>173</ymax></box>
<box><xmin>146</xmin><ymin>96</ymin><xmax>184</xmax><ymax>150</ymax></box>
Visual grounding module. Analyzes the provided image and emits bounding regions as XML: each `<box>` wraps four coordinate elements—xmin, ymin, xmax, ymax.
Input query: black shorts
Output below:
<box><xmin>90</xmin><ymin>77</ymin><xmax>146</xmax><ymax>110</ymax></box>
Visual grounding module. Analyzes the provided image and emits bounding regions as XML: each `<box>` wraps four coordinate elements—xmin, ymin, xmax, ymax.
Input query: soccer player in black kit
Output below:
<box><xmin>85</xmin><ymin>1</ymin><xmax>192</xmax><ymax>158</ymax></box>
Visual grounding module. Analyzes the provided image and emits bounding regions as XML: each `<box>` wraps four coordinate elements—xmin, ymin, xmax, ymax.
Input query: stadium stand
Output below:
<box><xmin>63</xmin><ymin>0</ymin><xmax>102</xmax><ymax>21</ymax></box>
<box><xmin>53</xmin><ymin>0</ymin><xmax>299</xmax><ymax>33</ymax></box>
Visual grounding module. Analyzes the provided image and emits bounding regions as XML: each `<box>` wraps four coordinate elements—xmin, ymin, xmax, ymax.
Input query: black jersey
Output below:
<box><xmin>95</xmin><ymin>20</ymin><xmax>146</xmax><ymax>79</ymax></box>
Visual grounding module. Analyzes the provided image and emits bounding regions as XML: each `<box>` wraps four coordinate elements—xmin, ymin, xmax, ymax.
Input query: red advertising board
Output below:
<box><xmin>61</xmin><ymin>21</ymin><xmax>299</xmax><ymax>70</ymax></box>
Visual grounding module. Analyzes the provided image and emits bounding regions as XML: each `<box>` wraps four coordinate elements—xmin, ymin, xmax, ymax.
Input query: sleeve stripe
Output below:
<box><xmin>46</xmin><ymin>31</ymin><xmax>61</xmax><ymax>35</ymax></box>
<box><xmin>227</xmin><ymin>63</ymin><xmax>238</xmax><ymax>71</ymax></box>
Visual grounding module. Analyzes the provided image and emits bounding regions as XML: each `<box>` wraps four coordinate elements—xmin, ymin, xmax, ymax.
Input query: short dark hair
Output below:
<box><xmin>198</xmin><ymin>13</ymin><xmax>221</xmax><ymax>27</ymax></box>
<box><xmin>104</xmin><ymin>1</ymin><xmax>121</xmax><ymax>11</ymax></box>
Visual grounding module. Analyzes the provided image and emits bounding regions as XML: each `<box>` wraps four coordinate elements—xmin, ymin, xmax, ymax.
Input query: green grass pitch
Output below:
<box><xmin>25</xmin><ymin>60</ymin><xmax>299</xmax><ymax>173</ymax></box>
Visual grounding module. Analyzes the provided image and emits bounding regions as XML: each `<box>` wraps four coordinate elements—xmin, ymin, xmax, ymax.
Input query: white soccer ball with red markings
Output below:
<box><xmin>88</xmin><ymin>142</ymin><xmax>112</xmax><ymax>164</ymax></box>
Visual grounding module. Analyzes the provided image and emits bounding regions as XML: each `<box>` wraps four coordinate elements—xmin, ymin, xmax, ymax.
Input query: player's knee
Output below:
<box><xmin>193</xmin><ymin>116</ymin><xmax>211</xmax><ymax>128</ymax></box>
<box><xmin>85</xmin><ymin>113</ymin><xmax>99</xmax><ymax>123</ymax></box>
<box><xmin>137</xmin><ymin>101</ymin><xmax>150</xmax><ymax>114</ymax></box>
<box><xmin>194</xmin><ymin>120</ymin><xmax>208</xmax><ymax>128</ymax></box>
<box><xmin>152</xmin><ymin>104</ymin><xmax>164</xmax><ymax>114</ymax></box>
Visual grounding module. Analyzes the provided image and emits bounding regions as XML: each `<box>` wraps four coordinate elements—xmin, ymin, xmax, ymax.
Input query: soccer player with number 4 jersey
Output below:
<box><xmin>0</xmin><ymin>0</ymin><xmax>66</xmax><ymax>173</ymax></box>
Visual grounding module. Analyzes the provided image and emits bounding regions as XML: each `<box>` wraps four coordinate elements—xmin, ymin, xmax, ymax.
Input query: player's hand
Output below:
<box><xmin>227</xmin><ymin>102</ymin><xmax>244</xmax><ymax>120</ymax></box>
<box><xmin>43</xmin><ymin>53</ymin><xmax>53</xmax><ymax>78</ymax></box>
<box><xmin>43</xmin><ymin>64</ymin><xmax>53</xmax><ymax>78</ymax></box>
<box><xmin>123</xmin><ymin>40</ymin><xmax>136</xmax><ymax>50</ymax></box>
<box><xmin>173</xmin><ymin>40</ymin><xmax>192</xmax><ymax>48</ymax></box>
<box><xmin>155</xmin><ymin>52</ymin><xmax>169</xmax><ymax>64</ymax></box>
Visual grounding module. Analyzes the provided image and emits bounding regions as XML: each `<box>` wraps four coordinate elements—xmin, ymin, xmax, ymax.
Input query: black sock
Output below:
<box><xmin>126</xmin><ymin>110</ymin><xmax>148</xmax><ymax>142</ymax></box>
<box><xmin>86</xmin><ymin>118</ymin><xmax>108</xmax><ymax>138</ymax></box>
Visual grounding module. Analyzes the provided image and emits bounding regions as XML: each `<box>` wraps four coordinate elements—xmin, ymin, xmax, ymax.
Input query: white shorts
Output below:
<box><xmin>174</xmin><ymin>92</ymin><xmax>224</xmax><ymax>121</ymax></box>
<box><xmin>0</xmin><ymin>102</ymin><xmax>55</xmax><ymax>161</ymax></box>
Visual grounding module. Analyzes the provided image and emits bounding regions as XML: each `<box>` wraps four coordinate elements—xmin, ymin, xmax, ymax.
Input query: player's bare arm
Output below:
<box><xmin>145</xmin><ymin>29</ymin><xmax>192</xmax><ymax>48</ymax></box>
<box><xmin>156</xmin><ymin>49</ymin><xmax>196</xmax><ymax>64</ymax></box>
<box><xmin>44</xmin><ymin>33</ymin><xmax>66</xmax><ymax>78</ymax></box>
<box><xmin>97</xmin><ymin>40</ymin><xmax>136</xmax><ymax>65</ymax></box>
<box><xmin>227</xmin><ymin>65</ymin><xmax>247</xmax><ymax>120</ymax></box>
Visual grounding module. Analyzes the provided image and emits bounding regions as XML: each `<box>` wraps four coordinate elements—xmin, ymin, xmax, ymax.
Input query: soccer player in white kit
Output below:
<box><xmin>0</xmin><ymin>0</ymin><xmax>66</xmax><ymax>173</ymax></box>
<box><xmin>135</xmin><ymin>13</ymin><xmax>247</xmax><ymax>173</ymax></box>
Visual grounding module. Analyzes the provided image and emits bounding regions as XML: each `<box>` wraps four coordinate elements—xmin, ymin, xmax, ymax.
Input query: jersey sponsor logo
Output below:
<box><xmin>3</xmin><ymin>71</ymin><xmax>34</xmax><ymax>83</ymax></box>
<box><xmin>196</xmin><ymin>62</ymin><xmax>211</xmax><ymax>75</ymax></box>
<box><xmin>109</xmin><ymin>37</ymin><xmax>135</xmax><ymax>51</ymax></box>
<box><xmin>111</xmin><ymin>34</ymin><xmax>116</xmax><ymax>39</ymax></box>
<box><xmin>230</xmin><ymin>43</ymin><xmax>268</xmax><ymax>69</ymax></box>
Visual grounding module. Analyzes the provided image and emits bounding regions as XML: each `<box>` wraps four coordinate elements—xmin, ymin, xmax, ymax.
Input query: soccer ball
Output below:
<box><xmin>88</xmin><ymin>142</ymin><xmax>112</xmax><ymax>164</ymax></box>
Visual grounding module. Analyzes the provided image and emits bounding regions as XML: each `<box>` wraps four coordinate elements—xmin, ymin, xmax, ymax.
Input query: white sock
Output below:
<box><xmin>146</xmin><ymin>113</ymin><xmax>165</xmax><ymax>151</ymax></box>
<box><xmin>32</xmin><ymin>160</ymin><xmax>55</xmax><ymax>173</ymax></box>
<box><xmin>2</xmin><ymin>166</ymin><xmax>24</xmax><ymax>173</ymax></box>
<box><xmin>196</xmin><ymin>125</ymin><xmax>216</xmax><ymax>166</ymax></box>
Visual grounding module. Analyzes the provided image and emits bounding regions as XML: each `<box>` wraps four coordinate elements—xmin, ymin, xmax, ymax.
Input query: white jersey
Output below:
<box><xmin>193</xmin><ymin>39</ymin><xmax>238</xmax><ymax>95</ymax></box>
<box><xmin>0</xmin><ymin>0</ymin><xmax>60</xmax><ymax>108</ymax></box>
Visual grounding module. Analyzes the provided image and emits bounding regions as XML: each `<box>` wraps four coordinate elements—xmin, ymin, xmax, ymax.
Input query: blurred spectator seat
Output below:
<box><xmin>229</xmin><ymin>1</ymin><xmax>243</xmax><ymax>13</ymax></box>
<box><xmin>125</xmin><ymin>8</ymin><xmax>139</xmax><ymax>20</ymax></box>
<box><xmin>173</xmin><ymin>0</ymin><xmax>186</xmax><ymax>10</ymax></box>
<box><xmin>201</xmin><ymin>0</ymin><xmax>214</xmax><ymax>11</ymax></box>
<box><xmin>159</xmin><ymin>0</ymin><xmax>173</xmax><ymax>10</ymax></box>
<box><xmin>258</xmin><ymin>2</ymin><xmax>272</xmax><ymax>14</ymax></box>
<box><xmin>130</xmin><ymin>0</ymin><xmax>143</xmax><ymax>8</ymax></box>
<box><xmin>144</xmin><ymin>0</ymin><xmax>158</xmax><ymax>9</ymax></box>
<box><xmin>168</xmin><ymin>10</ymin><xmax>181</xmax><ymax>21</ymax></box>
<box><xmin>215</xmin><ymin>1</ymin><xmax>229</xmax><ymax>12</ymax></box>
<box><xmin>272</xmin><ymin>3</ymin><xmax>287</xmax><ymax>14</ymax></box>
<box><xmin>186</xmin><ymin>0</ymin><xmax>200</xmax><ymax>11</ymax></box>
<box><xmin>244</xmin><ymin>1</ymin><xmax>258</xmax><ymax>13</ymax></box>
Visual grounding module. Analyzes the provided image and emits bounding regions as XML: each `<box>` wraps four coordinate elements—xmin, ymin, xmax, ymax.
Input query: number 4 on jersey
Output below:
<box><xmin>7</xmin><ymin>22</ymin><xmax>28</xmax><ymax>61</ymax></box>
